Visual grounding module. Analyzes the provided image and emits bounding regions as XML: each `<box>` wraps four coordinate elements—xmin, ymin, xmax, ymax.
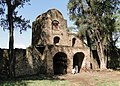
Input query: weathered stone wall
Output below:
<box><xmin>15</xmin><ymin>47</ymin><xmax>49</xmax><ymax>76</ymax></box>
<box><xmin>32</xmin><ymin>9</ymin><xmax>84</xmax><ymax>47</ymax></box>
<box><xmin>0</xmin><ymin>48</ymin><xmax>48</xmax><ymax>77</ymax></box>
<box><xmin>26</xmin><ymin>46</ymin><xmax>47</xmax><ymax>74</ymax></box>
<box><xmin>44</xmin><ymin>45</ymin><xmax>90</xmax><ymax>74</ymax></box>
<box><xmin>0</xmin><ymin>9</ymin><xmax>105</xmax><ymax>77</ymax></box>
<box><xmin>0</xmin><ymin>49</ymin><xmax>9</xmax><ymax>78</ymax></box>
<box><xmin>30</xmin><ymin>9</ymin><xmax>101</xmax><ymax>75</ymax></box>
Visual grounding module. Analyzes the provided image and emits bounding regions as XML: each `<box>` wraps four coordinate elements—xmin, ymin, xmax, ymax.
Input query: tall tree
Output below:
<box><xmin>0</xmin><ymin>0</ymin><xmax>31</xmax><ymax>78</ymax></box>
<box><xmin>68</xmin><ymin>0</ymin><xmax>120</xmax><ymax>69</ymax></box>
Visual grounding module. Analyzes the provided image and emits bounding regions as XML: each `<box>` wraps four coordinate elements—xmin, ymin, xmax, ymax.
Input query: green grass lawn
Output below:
<box><xmin>1</xmin><ymin>80</ymin><xmax>120</xmax><ymax>86</ymax></box>
<box><xmin>0</xmin><ymin>80</ymin><xmax>70</xmax><ymax>86</ymax></box>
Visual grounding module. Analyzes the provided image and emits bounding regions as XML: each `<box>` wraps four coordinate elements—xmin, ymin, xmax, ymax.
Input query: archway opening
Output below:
<box><xmin>53</xmin><ymin>36</ymin><xmax>60</xmax><ymax>44</ymax></box>
<box><xmin>73</xmin><ymin>52</ymin><xmax>85</xmax><ymax>73</ymax></box>
<box><xmin>53</xmin><ymin>52</ymin><xmax>67</xmax><ymax>75</ymax></box>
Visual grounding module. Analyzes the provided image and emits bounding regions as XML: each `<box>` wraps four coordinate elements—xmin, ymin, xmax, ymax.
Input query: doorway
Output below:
<box><xmin>73</xmin><ymin>52</ymin><xmax>85</xmax><ymax>73</ymax></box>
<box><xmin>53</xmin><ymin>52</ymin><xmax>67</xmax><ymax>75</ymax></box>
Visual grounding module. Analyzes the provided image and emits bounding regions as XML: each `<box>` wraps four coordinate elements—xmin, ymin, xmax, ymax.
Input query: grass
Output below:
<box><xmin>0</xmin><ymin>79</ymin><xmax>120</xmax><ymax>86</ymax></box>
<box><xmin>96</xmin><ymin>80</ymin><xmax>120</xmax><ymax>86</ymax></box>
<box><xmin>0</xmin><ymin>80</ymin><xmax>70</xmax><ymax>86</ymax></box>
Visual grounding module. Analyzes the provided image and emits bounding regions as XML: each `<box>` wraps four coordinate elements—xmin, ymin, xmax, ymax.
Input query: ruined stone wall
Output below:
<box><xmin>0</xmin><ymin>48</ymin><xmax>47</xmax><ymax>77</ymax></box>
<box><xmin>45</xmin><ymin>45</ymin><xmax>91</xmax><ymax>74</ymax></box>
<box><xmin>0</xmin><ymin>9</ymin><xmax>104</xmax><ymax>77</ymax></box>
<box><xmin>68</xmin><ymin>33</ymin><xmax>84</xmax><ymax>48</ymax></box>
<box><xmin>0</xmin><ymin>49</ymin><xmax>9</xmax><ymax>78</ymax></box>
<box><xmin>32</xmin><ymin>9</ymin><xmax>84</xmax><ymax>47</ymax></box>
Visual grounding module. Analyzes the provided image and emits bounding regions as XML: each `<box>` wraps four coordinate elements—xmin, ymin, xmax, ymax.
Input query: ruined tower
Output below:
<box><xmin>32</xmin><ymin>9</ymin><xmax>83</xmax><ymax>47</ymax></box>
<box><xmin>31</xmin><ymin>9</ymin><xmax>91</xmax><ymax>74</ymax></box>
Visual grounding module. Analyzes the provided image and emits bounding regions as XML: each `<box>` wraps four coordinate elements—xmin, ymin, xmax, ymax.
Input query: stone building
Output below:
<box><xmin>31</xmin><ymin>9</ymin><xmax>91</xmax><ymax>75</ymax></box>
<box><xmin>0</xmin><ymin>9</ymin><xmax>101</xmax><ymax>77</ymax></box>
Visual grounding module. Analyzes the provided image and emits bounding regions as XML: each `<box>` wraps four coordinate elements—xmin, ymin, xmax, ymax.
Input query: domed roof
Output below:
<box><xmin>36</xmin><ymin>9</ymin><xmax>64</xmax><ymax>21</ymax></box>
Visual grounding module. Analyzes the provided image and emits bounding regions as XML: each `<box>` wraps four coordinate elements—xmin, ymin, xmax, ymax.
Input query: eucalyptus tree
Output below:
<box><xmin>68</xmin><ymin>0</ymin><xmax>120</xmax><ymax>69</ymax></box>
<box><xmin>0</xmin><ymin>0</ymin><xmax>31</xmax><ymax>78</ymax></box>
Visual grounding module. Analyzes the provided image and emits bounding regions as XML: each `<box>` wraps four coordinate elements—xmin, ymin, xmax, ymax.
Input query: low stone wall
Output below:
<box><xmin>0</xmin><ymin>46</ymin><xmax>104</xmax><ymax>77</ymax></box>
<box><xmin>0</xmin><ymin>48</ymin><xmax>47</xmax><ymax>77</ymax></box>
<box><xmin>0</xmin><ymin>49</ymin><xmax>9</xmax><ymax>78</ymax></box>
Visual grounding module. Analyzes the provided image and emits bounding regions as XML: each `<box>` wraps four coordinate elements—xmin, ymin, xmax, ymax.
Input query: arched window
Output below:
<box><xmin>52</xmin><ymin>20</ymin><xmax>59</xmax><ymax>29</ymax></box>
<box><xmin>72</xmin><ymin>38</ymin><xmax>76</xmax><ymax>47</ymax></box>
<box><xmin>53</xmin><ymin>36</ymin><xmax>60</xmax><ymax>44</ymax></box>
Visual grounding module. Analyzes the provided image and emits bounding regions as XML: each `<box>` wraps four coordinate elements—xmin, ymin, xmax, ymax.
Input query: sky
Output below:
<box><xmin>0</xmin><ymin>0</ymin><xmax>120</xmax><ymax>49</ymax></box>
<box><xmin>0</xmin><ymin>0</ymin><xmax>73</xmax><ymax>49</ymax></box>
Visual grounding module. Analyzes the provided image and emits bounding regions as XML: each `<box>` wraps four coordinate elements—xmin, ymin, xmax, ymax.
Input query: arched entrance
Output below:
<box><xmin>53</xmin><ymin>52</ymin><xmax>67</xmax><ymax>75</ymax></box>
<box><xmin>73</xmin><ymin>52</ymin><xmax>85</xmax><ymax>73</ymax></box>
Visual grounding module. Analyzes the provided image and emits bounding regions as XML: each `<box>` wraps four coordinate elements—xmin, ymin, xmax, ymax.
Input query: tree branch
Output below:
<box><xmin>12</xmin><ymin>0</ymin><xmax>21</xmax><ymax>11</ymax></box>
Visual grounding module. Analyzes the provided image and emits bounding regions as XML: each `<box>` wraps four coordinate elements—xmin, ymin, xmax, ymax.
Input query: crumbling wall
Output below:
<box><xmin>26</xmin><ymin>46</ymin><xmax>47</xmax><ymax>74</ymax></box>
<box><xmin>15</xmin><ymin>47</ymin><xmax>48</xmax><ymax>76</ymax></box>
<box><xmin>0</xmin><ymin>47</ymin><xmax>48</xmax><ymax>77</ymax></box>
<box><xmin>0</xmin><ymin>49</ymin><xmax>9</xmax><ymax>78</ymax></box>
<box><xmin>45</xmin><ymin>45</ymin><xmax>91</xmax><ymax>74</ymax></box>
<box><xmin>15</xmin><ymin>48</ymin><xmax>31</xmax><ymax>77</ymax></box>
<box><xmin>32</xmin><ymin>9</ymin><xmax>84</xmax><ymax>47</ymax></box>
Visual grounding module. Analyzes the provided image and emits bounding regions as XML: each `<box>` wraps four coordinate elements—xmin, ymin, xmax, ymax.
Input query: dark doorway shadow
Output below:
<box><xmin>92</xmin><ymin>50</ymin><xmax>100</xmax><ymax>68</ymax></box>
<box><xmin>53</xmin><ymin>52</ymin><xmax>67</xmax><ymax>75</ymax></box>
<box><xmin>73</xmin><ymin>52</ymin><xmax>85</xmax><ymax>73</ymax></box>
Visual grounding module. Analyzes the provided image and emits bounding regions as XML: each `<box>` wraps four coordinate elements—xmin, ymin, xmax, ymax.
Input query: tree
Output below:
<box><xmin>0</xmin><ymin>0</ymin><xmax>31</xmax><ymax>78</ymax></box>
<box><xmin>68</xmin><ymin>0</ymin><xmax>120</xmax><ymax>69</ymax></box>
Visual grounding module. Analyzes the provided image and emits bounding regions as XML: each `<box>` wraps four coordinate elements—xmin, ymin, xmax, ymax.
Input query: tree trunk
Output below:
<box><xmin>9</xmin><ymin>26</ymin><xmax>15</xmax><ymax>78</ymax></box>
<box><xmin>95</xmin><ymin>30</ymin><xmax>107</xmax><ymax>69</ymax></box>
<box><xmin>8</xmin><ymin>1</ymin><xmax>15</xmax><ymax>79</ymax></box>
<box><xmin>97</xmin><ymin>42</ymin><xmax>107</xmax><ymax>69</ymax></box>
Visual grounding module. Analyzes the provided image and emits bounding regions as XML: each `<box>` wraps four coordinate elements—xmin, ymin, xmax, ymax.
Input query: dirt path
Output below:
<box><xmin>58</xmin><ymin>70</ymin><xmax>120</xmax><ymax>86</ymax></box>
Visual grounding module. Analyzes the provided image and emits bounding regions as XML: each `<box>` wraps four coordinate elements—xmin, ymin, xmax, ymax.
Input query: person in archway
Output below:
<box><xmin>75</xmin><ymin>65</ymin><xmax>78</xmax><ymax>73</ymax></box>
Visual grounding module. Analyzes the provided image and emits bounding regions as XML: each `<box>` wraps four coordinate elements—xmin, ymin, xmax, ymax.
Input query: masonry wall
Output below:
<box><xmin>32</xmin><ymin>9</ymin><xmax>84</xmax><ymax>48</ymax></box>
<box><xmin>45</xmin><ymin>45</ymin><xmax>91</xmax><ymax>74</ymax></box>
<box><xmin>0</xmin><ymin>48</ymin><xmax>47</xmax><ymax>77</ymax></box>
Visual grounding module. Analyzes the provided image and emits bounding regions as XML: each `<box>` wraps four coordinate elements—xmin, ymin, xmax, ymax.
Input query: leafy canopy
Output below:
<box><xmin>0</xmin><ymin>0</ymin><xmax>31</xmax><ymax>33</ymax></box>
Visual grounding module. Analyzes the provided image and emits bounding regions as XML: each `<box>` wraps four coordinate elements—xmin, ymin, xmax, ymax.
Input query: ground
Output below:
<box><xmin>0</xmin><ymin>70</ymin><xmax>120</xmax><ymax>86</ymax></box>
<box><xmin>58</xmin><ymin>70</ymin><xmax>120</xmax><ymax>86</ymax></box>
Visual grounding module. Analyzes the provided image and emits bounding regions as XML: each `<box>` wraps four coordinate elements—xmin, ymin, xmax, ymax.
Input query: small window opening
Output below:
<box><xmin>54</xmin><ymin>36</ymin><xmax>60</xmax><ymax>44</ymax></box>
<box><xmin>72</xmin><ymin>38</ymin><xmax>76</xmax><ymax>47</ymax></box>
<box><xmin>52</xmin><ymin>20</ymin><xmax>59</xmax><ymax>29</ymax></box>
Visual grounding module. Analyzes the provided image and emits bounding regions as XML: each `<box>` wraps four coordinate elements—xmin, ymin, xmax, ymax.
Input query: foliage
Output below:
<box><xmin>67</xmin><ymin>0</ymin><xmax>120</xmax><ymax>69</ymax></box>
<box><xmin>0</xmin><ymin>0</ymin><xmax>31</xmax><ymax>78</ymax></box>
<box><xmin>67</xmin><ymin>0</ymin><xmax>120</xmax><ymax>38</ymax></box>
<box><xmin>0</xmin><ymin>0</ymin><xmax>31</xmax><ymax>32</ymax></box>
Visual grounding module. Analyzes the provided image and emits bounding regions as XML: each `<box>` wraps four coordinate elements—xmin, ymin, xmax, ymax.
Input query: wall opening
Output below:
<box><xmin>52</xmin><ymin>20</ymin><xmax>59</xmax><ymax>29</ymax></box>
<box><xmin>92</xmin><ymin>50</ymin><xmax>100</xmax><ymax>68</ymax></box>
<box><xmin>72</xmin><ymin>38</ymin><xmax>76</xmax><ymax>47</ymax></box>
<box><xmin>53</xmin><ymin>36</ymin><xmax>60</xmax><ymax>44</ymax></box>
<box><xmin>36</xmin><ymin>46</ymin><xmax>45</xmax><ymax>55</ymax></box>
<box><xmin>53</xmin><ymin>52</ymin><xmax>67</xmax><ymax>75</ymax></box>
<box><xmin>73</xmin><ymin>52</ymin><xmax>85</xmax><ymax>73</ymax></box>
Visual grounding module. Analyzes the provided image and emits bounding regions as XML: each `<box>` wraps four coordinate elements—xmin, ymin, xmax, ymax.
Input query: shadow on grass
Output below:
<box><xmin>0</xmin><ymin>74</ymin><xmax>66</xmax><ymax>86</ymax></box>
